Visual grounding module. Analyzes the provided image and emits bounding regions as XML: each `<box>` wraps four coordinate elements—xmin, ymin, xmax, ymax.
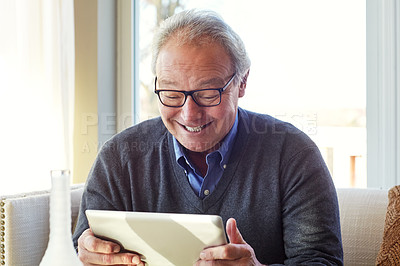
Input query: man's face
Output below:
<box><xmin>155</xmin><ymin>39</ymin><xmax>245</xmax><ymax>153</ymax></box>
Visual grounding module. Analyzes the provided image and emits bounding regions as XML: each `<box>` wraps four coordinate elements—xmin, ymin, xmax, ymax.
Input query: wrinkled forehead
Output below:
<box><xmin>157</xmin><ymin>32</ymin><xmax>234</xmax><ymax>72</ymax></box>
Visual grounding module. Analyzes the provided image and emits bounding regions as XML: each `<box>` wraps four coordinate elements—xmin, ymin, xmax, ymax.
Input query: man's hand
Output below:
<box><xmin>194</xmin><ymin>218</ymin><xmax>266</xmax><ymax>266</ymax></box>
<box><xmin>77</xmin><ymin>228</ymin><xmax>145</xmax><ymax>265</ymax></box>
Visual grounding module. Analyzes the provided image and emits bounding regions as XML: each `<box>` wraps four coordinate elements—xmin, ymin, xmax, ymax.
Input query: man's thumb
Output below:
<box><xmin>226</xmin><ymin>218</ymin><xmax>246</xmax><ymax>244</ymax></box>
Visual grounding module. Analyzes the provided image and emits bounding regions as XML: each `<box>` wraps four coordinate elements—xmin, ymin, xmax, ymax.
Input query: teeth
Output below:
<box><xmin>185</xmin><ymin>125</ymin><xmax>204</xmax><ymax>132</ymax></box>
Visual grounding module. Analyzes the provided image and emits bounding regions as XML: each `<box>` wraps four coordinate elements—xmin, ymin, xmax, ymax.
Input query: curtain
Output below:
<box><xmin>0</xmin><ymin>0</ymin><xmax>75</xmax><ymax>194</ymax></box>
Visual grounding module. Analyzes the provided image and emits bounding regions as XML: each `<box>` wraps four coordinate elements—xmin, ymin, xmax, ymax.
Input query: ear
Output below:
<box><xmin>238</xmin><ymin>69</ymin><xmax>250</xmax><ymax>98</ymax></box>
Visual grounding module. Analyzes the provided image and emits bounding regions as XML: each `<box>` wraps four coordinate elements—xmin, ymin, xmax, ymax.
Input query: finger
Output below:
<box><xmin>78</xmin><ymin>246</ymin><xmax>143</xmax><ymax>265</ymax></box>
<box><xmin>194</xmin><ymin>258</ymin><xmax>228</xmax><ymax>266</ymax></box>
<box><xmin>200</xmin><ymin>244</ymin><xmax>247</xmax><ymax>261</ymax></box>
<box><xmin>198</xmin><ymin>219</ymin><xmax>250</xmax><ymax>261</ymax></box>
<box><xmin>79</xmin><ymin>228</ymin><xmax>120</xmax><ymax>254</ymax></box>
<box><xmin>226</xmin><ymin>218</ymin><xmax>246</xmax><ymax>245</ymax></box>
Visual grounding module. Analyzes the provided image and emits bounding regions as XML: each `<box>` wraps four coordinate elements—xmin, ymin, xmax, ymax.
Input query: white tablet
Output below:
<box><xmin>86</xmin><ymin>210</ymin><xmax>227</xmax><ymax>266</ymax></box>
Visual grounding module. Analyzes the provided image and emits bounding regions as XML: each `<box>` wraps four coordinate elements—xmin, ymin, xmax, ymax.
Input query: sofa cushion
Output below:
<box><xmin>376</xmin><ymin>185</ymin><xmax>400</xmax><ymax>265</ymax></box>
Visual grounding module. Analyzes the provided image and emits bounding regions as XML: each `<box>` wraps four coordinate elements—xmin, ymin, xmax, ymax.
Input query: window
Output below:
<box><xmin>0</xmin><ymin>0</ymin><xmax>75</xmax><ymax>194</ymax></box>
<box><xmin>139</xmin><ymin>0</ymin><xmax>367</xmax><ymax>188</ymax></box>
<box><xmin>1</xmin><ymin>1</ymin><xmax>396</xmax><ymax>193</ymax></box>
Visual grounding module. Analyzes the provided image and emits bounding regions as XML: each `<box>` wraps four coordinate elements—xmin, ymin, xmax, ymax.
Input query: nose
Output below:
<box><xmin>180</xmin><ymin>95</ymin><xmax>202</xmax><ymax>121</ymax></box>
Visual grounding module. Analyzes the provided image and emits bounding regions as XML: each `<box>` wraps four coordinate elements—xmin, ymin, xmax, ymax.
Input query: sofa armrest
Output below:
<box><xmin>0</xmin><ymin>184</ymin><xmax>84</xmax><ymax>266</ymax></box>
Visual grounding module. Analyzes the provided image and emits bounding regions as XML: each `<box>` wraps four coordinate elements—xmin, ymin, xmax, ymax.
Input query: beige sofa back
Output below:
<box><xmin>337</xmin><ymin>188</ymin><xmax>388</xmax><ymax>266</ymax></box>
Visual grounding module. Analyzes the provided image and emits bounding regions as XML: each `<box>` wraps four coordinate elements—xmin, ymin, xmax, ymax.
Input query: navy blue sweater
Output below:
<box><xmin>73</xmin><ymin>108</ymin><xmax>343</xmax><ymax>265</ymax></box>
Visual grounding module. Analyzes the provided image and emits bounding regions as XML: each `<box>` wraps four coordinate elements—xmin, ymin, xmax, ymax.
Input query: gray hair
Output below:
<box><xmin>151</xmin><ymin>9</ymin><xmax>251</xmax><ymax>82</ymax></box>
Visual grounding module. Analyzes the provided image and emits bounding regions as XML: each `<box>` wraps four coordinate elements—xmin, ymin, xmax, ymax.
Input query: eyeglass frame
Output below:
<box><xmin>154</xmin><ymin>73</ymin><xmax>236</xmax><ymax>108</ymax></box>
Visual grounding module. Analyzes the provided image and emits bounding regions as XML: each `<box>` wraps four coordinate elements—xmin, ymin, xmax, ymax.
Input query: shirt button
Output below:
<box><xmin>204</xmin><ymin>189</ymin><xmax>210</xmax><ymax>196</ymax></box>
<box><xmin>223</xmin><ymin>164</ymin><xmax>227</xmax><ymax>169</ymax></box>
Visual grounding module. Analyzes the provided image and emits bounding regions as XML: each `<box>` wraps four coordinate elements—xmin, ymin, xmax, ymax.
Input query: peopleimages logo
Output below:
<box><xmin>273</xmin><ymin>112</ymin><xmax>318</xmax><ymax>135</ymax></box>
<box><xmin>81</xmin><ymin>112</ymin><xmax>137</xmax><ymax>135</ymax></box>
<box><xmin>78</xmin><ymin>111</ymin><xmax>319</xmax><ymax>153</ymax></box>
<box><xmin>238</xmin><ymin>112</ymin><xmax>318</xmax><ymax>136</ymax></box>
<box><xmin>80</xmin><ymin>112</ymin><xmax>136</xmax><ymax>153</ymax></box>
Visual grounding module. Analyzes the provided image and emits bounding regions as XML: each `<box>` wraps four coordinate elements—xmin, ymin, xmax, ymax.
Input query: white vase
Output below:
<box><xmin>39</xmin><ymin>170</ymin><xmax>83</xmax><ymax>266</ymax></box>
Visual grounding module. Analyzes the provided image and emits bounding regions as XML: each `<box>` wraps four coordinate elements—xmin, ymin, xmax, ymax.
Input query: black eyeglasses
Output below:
<box><xmin>154</xmin><ymin>73</ymin><xmax>236</xmax><ymax>108</ymax></box>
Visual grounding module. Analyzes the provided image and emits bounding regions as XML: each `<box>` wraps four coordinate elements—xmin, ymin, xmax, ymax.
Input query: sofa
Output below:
<box><xmin>0</xmin><ymin>186</ymin><xmax>389</xmax><ymax>266</ymax></box>
<box><xmin>336</xmin><ymin>188</ymin><xmax>388</xmax><ymax>265</ymax></box>
<box><xmin>0</xmin><ymin>184</ymin><xmax>84</xmax><ymax>266</ymax></box>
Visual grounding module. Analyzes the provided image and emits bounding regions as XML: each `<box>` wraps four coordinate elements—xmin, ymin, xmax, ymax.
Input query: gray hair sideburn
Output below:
<box><xmin>151</xmin><ymin>9</ymin><xmax>251</xmax><ymax>83</ymax></box>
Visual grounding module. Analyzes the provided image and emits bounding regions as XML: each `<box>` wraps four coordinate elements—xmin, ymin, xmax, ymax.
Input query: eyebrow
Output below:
<box><xmin>197</xmin><ymin>77</ymin><xmax>226</xmax><ymax>88</ymax></box>
<box><xmin>158</xmin><ymin>76</ymin><xmax>227</xmax><ymax>89</ymax></box>
<box><xmin>157</xmin><ymin>78</ymin><xmax>178</xmax><ymax>87</ymax></box>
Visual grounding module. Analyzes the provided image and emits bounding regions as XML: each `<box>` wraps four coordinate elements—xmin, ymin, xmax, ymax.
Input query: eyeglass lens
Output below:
<box><xmin>158</xmin><ymin>90</ymin><xmax>221</xmax><ymax>107</ymax></box>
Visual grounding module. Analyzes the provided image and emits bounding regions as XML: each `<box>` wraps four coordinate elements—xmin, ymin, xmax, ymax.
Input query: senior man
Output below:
<box><xmin>73</xmin><ymin>9</ymin><xmax>343</xmax><ymax>266</ymax></box>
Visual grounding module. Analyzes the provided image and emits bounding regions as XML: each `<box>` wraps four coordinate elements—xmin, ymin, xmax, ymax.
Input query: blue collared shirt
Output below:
<box><xmin>173</xmin><ymin>113</ymin><xmax>239</xmax><ymax>199</ymax></box>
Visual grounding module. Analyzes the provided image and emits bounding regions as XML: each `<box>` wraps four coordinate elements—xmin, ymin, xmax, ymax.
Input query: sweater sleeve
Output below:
<box><xmin>279</xmin><ymin>144</ymin><xmax>343</xmax><ymax>265</ymax></box>
<box><xmin>72</xmin><ymin>140</ymin><xmax>132</xmax><ymax>249</ymax></box>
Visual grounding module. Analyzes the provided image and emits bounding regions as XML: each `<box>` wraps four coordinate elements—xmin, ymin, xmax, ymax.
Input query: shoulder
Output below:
<box><xmin>98</xmin><ymin>117</ymin><xmax>168</xmax><ymax>159</ymax></box>
<box><xmin>238</xmin><ymin>108</ymin><xmax>315</xmax><ymax>146</ymax></box>
<box><xmin>107</xmin><ymin>116</ymin><xmax>165</xmax><ymax>142</ymax></box>
<box><xmin>237</xmin><ymin>108</ymin><xmax>321</xmax><ymax>165</ymax></box>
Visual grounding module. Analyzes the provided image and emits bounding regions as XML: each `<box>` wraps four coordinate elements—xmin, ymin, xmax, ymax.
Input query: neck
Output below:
<box><xmin>183</xmin><ymin>141</ymin><xmax>222</xmax><ymax>177</ymax></box>
<box><xmin>186</xmin><ymin>149</ymin><xmax>209</xmax><ymax>177</ymax></box>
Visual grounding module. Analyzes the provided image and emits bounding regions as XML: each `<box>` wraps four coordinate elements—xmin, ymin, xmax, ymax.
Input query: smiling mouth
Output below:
<box><xmin>185</xmin><ymin>125</ymin><xmax>204</xmax><ymax>132</ymax></box>
<box><xmin>182</xmin><ymin>122</ymin><xmax>211</xmax><ymax>132</ymax></box>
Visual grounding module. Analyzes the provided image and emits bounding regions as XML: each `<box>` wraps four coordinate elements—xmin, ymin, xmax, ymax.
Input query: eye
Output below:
<box><xmin>200</xmin><ymin>95</ymin><xmax>219</xmax><ymax>100</ymax></box>
<box><xmin>195</xmin><ymin>90</ymin><xmax>220</xmax><ymax>102</ymax></box>
<box><xmin>165</xmin><ymin>94</ymin><xmax>181</xmax><ymax>99</ymax></box>
<box><xmin>159</xmin><ymin>91</ymin><xmax>184</xmax><ymax>100</ymax></box>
